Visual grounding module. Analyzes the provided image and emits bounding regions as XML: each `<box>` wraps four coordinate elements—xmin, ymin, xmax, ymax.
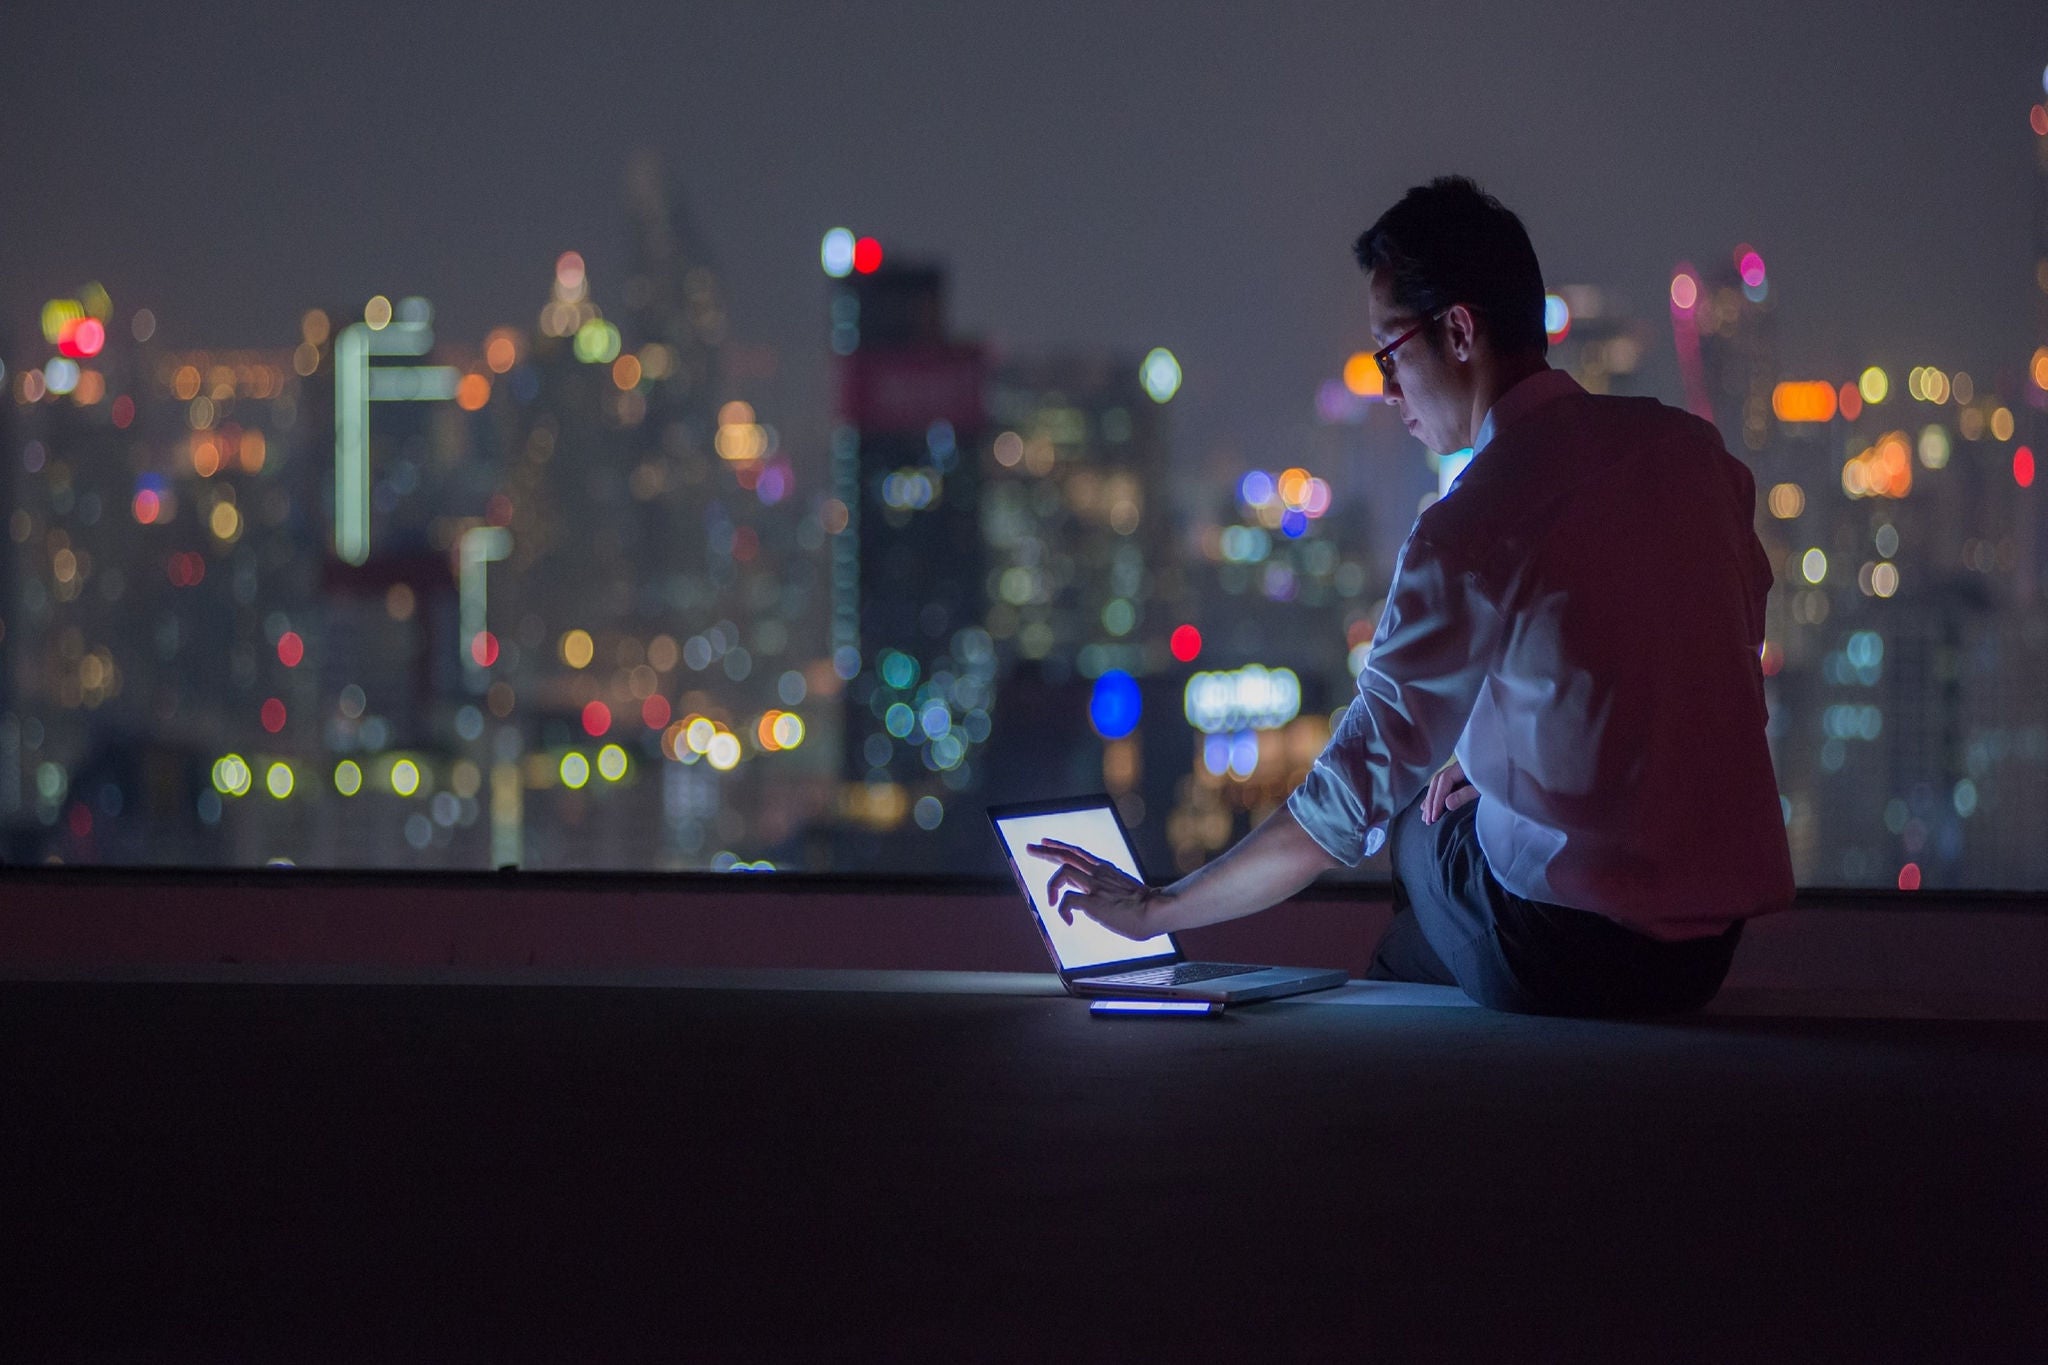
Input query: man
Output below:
<box><xmin>1033</xmin><ymin>176</ymin><xmax>1792</xmax><ymax>1017</ymax></box>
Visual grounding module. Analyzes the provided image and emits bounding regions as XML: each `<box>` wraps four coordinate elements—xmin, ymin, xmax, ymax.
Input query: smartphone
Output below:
<box><xmin>1089</xmin><ymin>998</ymin><xmax>1224</xmax><ymax>1017</ymax></box>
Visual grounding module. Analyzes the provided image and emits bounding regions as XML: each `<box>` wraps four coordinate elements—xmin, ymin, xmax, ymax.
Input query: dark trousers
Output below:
<box><xmin>1367</xmin><ymin>793</ymin><xmax>1743</xmax><ymax>1017</ymax></box>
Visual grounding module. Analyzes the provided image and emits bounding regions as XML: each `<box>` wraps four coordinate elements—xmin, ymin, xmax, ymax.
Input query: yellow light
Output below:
<box><xmin>685</xmin><ymin>718</ymin><xmax>717</xmax><ymax>754</ymax></box>
<box><xmin>715</xmin><ymin>423</ymin><xmax>766</xmax><ymax>462</ymax></box>
<box><xmin>707</xmin><ymin>733</ymin><xmax>742</xmax><ymax>771</ymax></box>
<box><xmin>560</xmin><ymin>752</ymin><xmax>591</xmax><ymax>789</ymax></box>
<box><xmin>1342</xmin><ymin>353</ymin><xmax>1384</xmax><ymax>397</ymax></box>
<box><xmin>1277</xmin><ymin>468</ymin><xmax>1311</xmax><ymax>509</ymax></box>
<box><xmin>1858</xmin><ymin>367</ymin><xmax>1889</xmax><ymax>405</ymax></box>
<box><xmin>301</xmin><ymin>309</ymin><xmax>330</xmax><ymax>346</ymax></box>
<box><xmin>560</xmin><ymin>629</ymin><xmax>594</xmax><ymax>669</ymax></box>
<box><xmin>1771</xmin><ymin>382</ymin><xmax>1837</xmax><ymax>423</ymax></box>
<box><xmin>1991</xmin><ymin>407</ymin><xmax>2015</xmax><ymax>442</ymax></box>
<box><xmin>1800</xmin><ymin>548</ymin><xmax>1827</xmax><ymax>584</ymax></box>
<box><xmin>757</xmin><ymin>711</ymin><xmax>783</xmax><ymax>751</ymax></box>
<box><xmin>1767</xmin><ymin>483</ymin><xmax>1805</xmax><ymax>519</ymax></box>
<box><xmin>772</xmin><ymin>712</ymin><xmax>805</xmax><ymax>749</ymax></box>
<box><xmin>209</xmin><ymin>501</ymin><xmax>242</xmax><ymax>542</ymax></box>
<box><xmin>390</xmin><ymin>758</ymin><xmax>421</xmax><ymax>797</ymax></box>
<box><xmin>596</xmin><ymin>744</ymin><xmax>628</xmax><ymax>781</ymax></box>
<box><xmin>335</xmin><ymin>760</ymin><xmax>363</xmax><ymax>796</ymax></box>
<box><xmin>718</xmin><ymin>400</ymin><xmax>756</xmax><ymax>427</ymax></box>
<box><xmin>364</xmin><ymin>295</ymin><xmax>393</xmax><ymax>330</ymax></box>
<box><xmin>2031</xmin><ymin>348</ymin><xmax>2048</xmax><ymax>392</ymax></box>
<box><xmin>1871</xmin><ymin>562</ymin><xmax>1899</xmax><ymax>598</ymax></box>
<box><xmin>266</xmin><ymin>762</ymin><xmax>294</xmax><ymax>799</ymax></box>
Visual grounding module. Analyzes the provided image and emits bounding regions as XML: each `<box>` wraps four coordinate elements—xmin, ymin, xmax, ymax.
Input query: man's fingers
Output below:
<box><xmin>1055</xmin><ymin>888</ymin><xmax>1096</xmax><ymax>926</ymax></box>
<box><xmin>1046</xmin><ymin>864</ymin><xmax>1089</xmax><ymax>903</ymax></box>
<box><xmin>1444</xmin><ymin>783</ymin><xmax>1479</xmax><ymax>811</ymax></box>
<box><xmin>1032</xmin><ymin>839</ymin><xmax>1111</xmax><ymax>873</ymax></box>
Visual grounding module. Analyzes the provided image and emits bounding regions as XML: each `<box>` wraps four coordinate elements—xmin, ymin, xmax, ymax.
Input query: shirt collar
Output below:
<box><xmin>1472</xmin><ymin>367</ymin><xmax>1582</xmax><ymax>453</ymax></box>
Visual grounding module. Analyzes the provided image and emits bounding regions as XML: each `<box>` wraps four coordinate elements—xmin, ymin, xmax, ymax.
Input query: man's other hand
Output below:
<box><xmin>1422</xmin><ymin>758</ymin><xmax>1479</xmax><ymax>825</ymax></box>
<box><xmin>1027</xmin><ymin>838</ymin><xmax>1160</xmax><ymax>939</ymax></box>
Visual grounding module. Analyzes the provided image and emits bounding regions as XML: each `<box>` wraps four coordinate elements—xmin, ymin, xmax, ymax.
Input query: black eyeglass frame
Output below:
<box><xmin>1372</xmin><ymin>309</ymin><xmax>1449</xmax><ymax>382</ymax></box>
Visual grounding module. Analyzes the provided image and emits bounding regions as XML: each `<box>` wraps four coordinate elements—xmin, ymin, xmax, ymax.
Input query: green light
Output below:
<box><xmin>596</xmin><ymin>744</ymin><xmax>628</xmax><ymax>782</ymax></box>
<box><xmin>573</xmin><ymin>318</ymin><xmax>621</xmax><ymax>364</ymax></box>
<box><xmin>561</xmin><ymin>752</ymin><xmax>591</xmax><ymax>789</ymax></box>
<box><xmin>266</xmin><ymin>763</ymin><xmax>294</xmax><ymax>799</ymax></box>
<box><xmin>334</xmin><ymin>760</ymin><xmax>363</xmax><ymax>796</ymax></box>
<box><xmin>212</xmin><ymin>754</ymin><xmax>253</xmax><ymax>797</ymax></box>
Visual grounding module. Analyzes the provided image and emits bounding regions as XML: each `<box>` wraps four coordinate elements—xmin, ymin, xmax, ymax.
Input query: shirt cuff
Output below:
<box><xmin>1286</xmin><ymin>761</ymin><xmax>1374</xmax><ymax>868</ymax></box>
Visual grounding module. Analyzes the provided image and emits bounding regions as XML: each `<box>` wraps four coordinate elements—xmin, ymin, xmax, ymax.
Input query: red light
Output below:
<box><xmin>260</xmin><ymin>698</ymin><xmax>287</xmax><ymax>733</ymax></box>
<box><xmin>277</xmin><ymin>631</ymin><xmax>305</xmax><ymax>668</ymax></box>
<box><xmin>167</xmin><ymin>552</ymin><xmax>205</xmax><ymax>587</ymax></box>
<box><xmin>732</xmin><ymin>525</ymin><xmax>759</xmax><ymax>562</ymax></box>
<box><xmin>133</xmin><ymin>489</ymin><xmax>160</xmax><ymax>524</ymax></box>
<box><xmin>853</xmin><ymin>236</ymin><xmax>883</xmax><ymax>274</ymax></box>
<box><xmin>1897</xmin><ymin>862</ymin><xmax>1922</xmax><ymax>892</ymax></box>
<box><xmin>2032</xmin><ymin>104</ymin><xmax>2048</xmax><ymax>137</ymax></box>
<box><xmin>72</xmin><ymin>317</ymin><xmax>105</xmax><ymax>357</ymax></box>
<box><xmin>641</xmin><ymin>694</ymin><xmax>672</xmax><ymax>730</ymax></box>
<box><xmin>68</xmin><ymin>803</ymin><xmax>93</xmax><ymax>839</ymax></box>
<box><xmin>486</xmin><ymin>493</ymin><xmax>513</xmax><ymax>526</ymax></box>
<box><xmin>582</xmin><ymin>700</ymin><xmax>612</xmax><ymax>737</ymax></box>
<box><xmin>470</xmin><ymin>631</ymin><xmax>499</xmax><ymax>667</ymax></box>
<box><xmin>1170</xmin><ymin>624</ymin><xmax>1203</xmax><ymax>663</ymax></box>
<box><xmin>2016</xmin><ymin>446</ymin><xmax>2036</xmax><ymax>489</ymax></box>
<box><xmin>112</xmin><ymin>395</ymin><xmax>134</xmax><ymax>428</ymax></box>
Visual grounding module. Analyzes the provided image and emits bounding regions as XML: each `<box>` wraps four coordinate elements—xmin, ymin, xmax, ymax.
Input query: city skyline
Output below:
<box><xmin>3</xmin><ymin>16</ymin><xmax>2047</xmax><ymax>890</ymax></box>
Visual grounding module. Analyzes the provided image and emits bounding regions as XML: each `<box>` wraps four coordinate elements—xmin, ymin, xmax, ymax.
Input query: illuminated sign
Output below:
<box><xmin>1183</xmin><ymin>665</ymin><xmax>1301</xmax><ymax>734</ymax></box>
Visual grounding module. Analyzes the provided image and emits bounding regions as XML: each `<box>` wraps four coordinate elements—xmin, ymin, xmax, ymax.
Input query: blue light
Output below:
<box><xmin>821</xmin><ymin>228</ymin><xmax>856</xmax><ymax>278</ymax></box>
<box><xmin>1280</xmin><ymin>509</ymin><xmax>1308</xmax><ymax>538</ymax></box>
<box><xmin>1240</xmin><ymin>470</ymin><xmax>1274</xmax><ymax>507</ymax></box>
<box><xmin>1543</xmin><ymin>293</ymin><xmax>1570</xmax><ymax>339</ymax></box>
<box><xmin>1089</xmin><ymin>670</ymin><xmax>1142</xmax><ymax>740</ymax></box>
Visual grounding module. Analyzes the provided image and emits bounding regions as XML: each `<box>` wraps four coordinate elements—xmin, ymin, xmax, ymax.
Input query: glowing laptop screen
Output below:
<box><xmin>991</xmin><ymin>803</ymin><xmax>1175</xmax><ymax>971</ymax></box>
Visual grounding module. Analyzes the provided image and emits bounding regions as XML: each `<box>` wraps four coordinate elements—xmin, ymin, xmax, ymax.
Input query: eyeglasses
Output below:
<box><xmin>1373</xmin><ymin>311</ymin><xmax>1446</xmax><ymax>382</ymax></box>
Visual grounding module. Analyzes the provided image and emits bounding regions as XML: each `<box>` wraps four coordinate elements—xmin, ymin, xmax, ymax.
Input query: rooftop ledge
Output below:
<box><xmin>3</xmin><ymin>866</ymin><xmax>2044</xmax><ymax>1019</ymax></box>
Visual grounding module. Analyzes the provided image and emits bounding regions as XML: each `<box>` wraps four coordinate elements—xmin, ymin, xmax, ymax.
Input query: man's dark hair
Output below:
<box><xmin>1354</xmin><ymin>176</ymin><xmax>1548</xmax><ymax>357</ymax></box>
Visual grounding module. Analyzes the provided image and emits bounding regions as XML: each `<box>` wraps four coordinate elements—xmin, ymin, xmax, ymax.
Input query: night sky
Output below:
<box><xmin>6</xmin><ymin>0</ymin><xmax>2046</xmax><ymax>462</ymax></box>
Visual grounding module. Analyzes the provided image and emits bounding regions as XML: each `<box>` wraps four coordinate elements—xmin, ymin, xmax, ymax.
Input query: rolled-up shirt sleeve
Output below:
<box><xmin>1286</xmin><ymin>528</ymin><xmax>1500</xmax><ymax>865</ymax></box>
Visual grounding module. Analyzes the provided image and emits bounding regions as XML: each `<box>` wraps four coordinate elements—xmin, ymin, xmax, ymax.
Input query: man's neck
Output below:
<box><xmin>1465</xmin><ymin>353</ymin><xmax>1552</xmax><ymax>449</ymax></box>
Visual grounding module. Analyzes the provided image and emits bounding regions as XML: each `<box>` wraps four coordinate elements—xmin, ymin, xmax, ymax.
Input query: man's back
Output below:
<box><xmin>1422</xmin><ymin>380</ymin><xmax>1793</xmax><ymax>939</ymax></box>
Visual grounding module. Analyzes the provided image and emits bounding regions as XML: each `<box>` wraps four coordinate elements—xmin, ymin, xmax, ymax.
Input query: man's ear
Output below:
<box><xmin>1443</xmin><ymin>304</ymin><xmax>1479</xmax><ymax>362</ymax></box>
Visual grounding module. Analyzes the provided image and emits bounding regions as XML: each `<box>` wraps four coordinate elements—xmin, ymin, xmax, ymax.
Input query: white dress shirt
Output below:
<box><xmin>1288</xmin><ymin>369</ymin><xmax>1794</xmax><ymax>941</ymax></box>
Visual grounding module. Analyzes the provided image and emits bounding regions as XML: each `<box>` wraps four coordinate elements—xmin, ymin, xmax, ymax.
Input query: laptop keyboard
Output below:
<box><xmin>1092</xmin><ymin>962</ymin><xmax>1263</xmax><ymax>988</ymax></box>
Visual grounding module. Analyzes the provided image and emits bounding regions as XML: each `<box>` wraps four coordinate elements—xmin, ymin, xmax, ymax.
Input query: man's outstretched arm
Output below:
<box><xmin>1032</xmin><ymin>803</ymin><xmax>1342</xmax><ymax>941</ymax></box>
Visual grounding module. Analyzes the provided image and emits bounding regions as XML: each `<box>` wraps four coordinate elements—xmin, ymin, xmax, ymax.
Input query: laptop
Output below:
<box><xmin>987</xmin><ymin>794</ymin><xmax>1348</xmax><ymax>1004</ymax></box>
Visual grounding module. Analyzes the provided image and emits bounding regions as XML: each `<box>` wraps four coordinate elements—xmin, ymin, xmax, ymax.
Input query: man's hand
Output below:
<box><xmin>1422</xmin><ymin>758</ymin><xmax>1479</xmax><ymax>825</ymax></box>
<box><xmin>1027</xmin><ymin>839</ymin><xmax>1164</xmax><ymax>940</ymax></box>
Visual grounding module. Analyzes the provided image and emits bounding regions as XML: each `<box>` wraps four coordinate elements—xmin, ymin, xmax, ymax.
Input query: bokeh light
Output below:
<box><xmin>1089</xmin><ymin>670</ymin><xmax>1142</xmax><ymax>739</ymax></box>
<box><xmin>1140</xmin><ymin>348</ymin><xmax>1182</xmax><ymax>403</ymax></box>
<box><xmin>821</xmin><ymin>228</ymin><xmax>855</xmax><ymax>277</ymax></box>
